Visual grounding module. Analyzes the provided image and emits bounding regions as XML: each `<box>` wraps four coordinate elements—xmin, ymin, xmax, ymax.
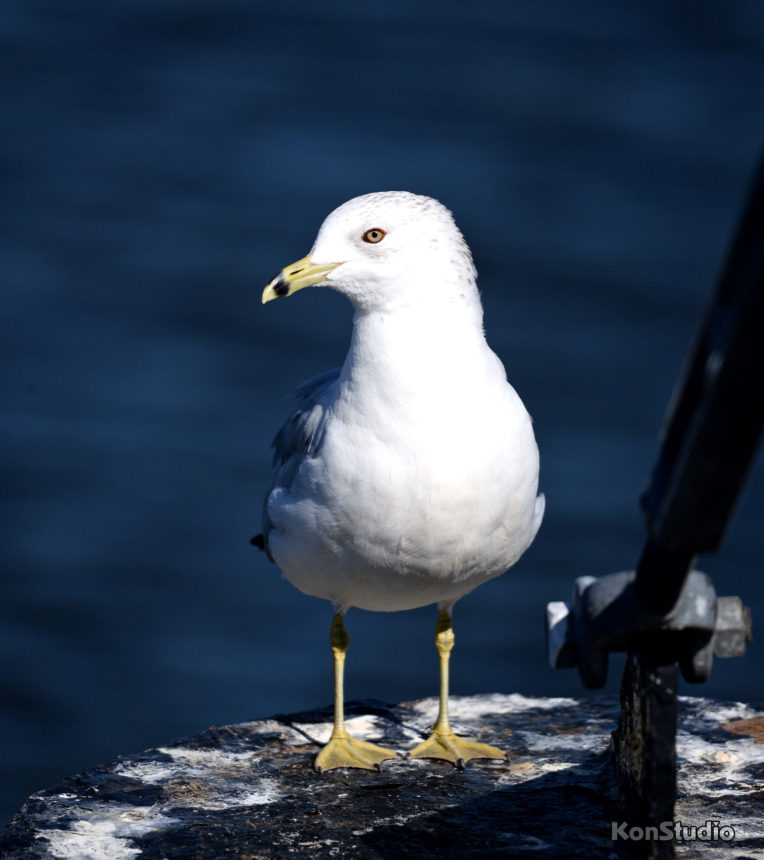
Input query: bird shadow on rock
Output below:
<box><xmin>357</xmin><ymin>750</ymin><xmax>617</xmax><ymax>860</ymax></box>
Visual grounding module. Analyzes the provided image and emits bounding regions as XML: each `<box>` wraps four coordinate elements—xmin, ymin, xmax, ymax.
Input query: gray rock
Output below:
<box><xmin>1</xmin><ymin>694</ymin><xmax>762</xmax><ymax>858</ymax></box>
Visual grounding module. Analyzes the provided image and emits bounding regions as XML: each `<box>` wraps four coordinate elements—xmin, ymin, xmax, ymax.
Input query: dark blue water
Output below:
<box><xmin>2</xmin><ymin>0</ymin><xmax>763</xmax><ymax>825</ymax></box>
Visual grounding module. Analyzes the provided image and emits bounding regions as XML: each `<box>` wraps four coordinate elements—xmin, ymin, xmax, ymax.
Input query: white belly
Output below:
<box><xmin>267</xmin><ymin>380</ymin><xmax>543</xmax><ymax>612</ymax></box>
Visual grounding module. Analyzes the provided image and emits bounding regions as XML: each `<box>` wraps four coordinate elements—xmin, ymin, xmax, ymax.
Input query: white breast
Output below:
<box><xmin>267</xmin><ymin>307</ymin><xmax>543</xmax><ymax>612</ymax></box>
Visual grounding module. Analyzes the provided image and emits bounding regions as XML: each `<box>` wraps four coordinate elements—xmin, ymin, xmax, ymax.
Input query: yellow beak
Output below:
<box><xmin>261</xmin><ymin>255</ymin><xmax>342</xmax><ymax>304</ymax></box>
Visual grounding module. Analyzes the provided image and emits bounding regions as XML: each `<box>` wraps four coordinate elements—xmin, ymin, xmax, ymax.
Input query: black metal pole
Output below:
<box><xmin>636</xmin><ymin>154</ymin><xmax>764</xmax><ymax>615</ymax></box>
<box><xmin>613</xmin><ymin>152</ymin><xmax>764</xmax><ymax>858</ymax></box>
<box><xmin>613</xmin><ymin>653</ymin><xmax>678</xmax><ymax>860</ymax></box>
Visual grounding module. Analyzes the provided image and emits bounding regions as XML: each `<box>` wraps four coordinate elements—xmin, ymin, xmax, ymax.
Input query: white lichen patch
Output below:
<box><xmin>477</xmin><ymin>693</ymin><xmax>579</xmax><ymax>713</ymax></box>
<box><xmin>536</xmin><ymin>760</ymin><xmax>577</xmax><ymax>774</ymax></box>
<box><xmin>114</xmin><ymin>761</ymin><xmax>177</xmax><ymax>785</ymax></box>
<box><xmin>291</xmin><ymin>713</ymin><xmax>389</xmax><ymax>745</ymax></box>
<box><xmin>35</xmin><ymin>805</ymin><xmax>176</xmax><ymax>860</ymax></box>
<box><xmin>156</xmin><ymin>746</ymin><xmax>258</xmax><ymax>767</ymax></box>
<box><xmin>676</xmin><ymin>729</ymin><xmax>764</xmax><ymax>799</ymax></box>
<box><xmin>237</xmin><ymin>719</ymin><xmax>307</xmax><ymax>743</ymax></box>
<box><xmin>115</xmin><ymin>747</ymin><xmax>282</xmax><ymax>811</ymax></box>
<box><xmin>405</xmin><ymin>693</ymin><xmax>578</xmax><ymax>729</ymax></box>
<box><xmin>397</xmin><ymin>723</ymin><xmax>431</xmax><ymax>745</ymax></box>
<box><xmin>679</xmin><ymin>697</ymin><xmax>761</xmax><ymax>730</ymax></box>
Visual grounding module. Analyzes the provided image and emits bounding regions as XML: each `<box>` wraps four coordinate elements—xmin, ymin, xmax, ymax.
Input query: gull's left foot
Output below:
<box><xmin>314</xmin><ymin>732</ymin><xmax>399</xmax><ymax>773</ymax></box>
<box><xmin>408</xmin><ymin>729</ymin><xmax>507</xmax><ymax>768</ymax></box>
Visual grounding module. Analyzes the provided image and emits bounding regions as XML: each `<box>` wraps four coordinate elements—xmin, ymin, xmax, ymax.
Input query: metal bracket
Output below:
<box><xmin>546</xmin><ymin>570</ymin><xmax>752</xmax><ymax>688</ymax></box>
<box><xmin>542</xmin><ymin>149</ymin><xmax>763</xmax><ymax>858</ymax></box>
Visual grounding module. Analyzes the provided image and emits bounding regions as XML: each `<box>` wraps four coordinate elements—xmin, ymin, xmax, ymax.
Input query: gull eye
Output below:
<box><xmin>361</xmin><ymin>228</ymin><xmax>386</xmax><ymax>244</ymax></box>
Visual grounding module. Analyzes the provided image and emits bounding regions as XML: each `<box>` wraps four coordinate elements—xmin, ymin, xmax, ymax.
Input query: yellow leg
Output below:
<box><xmin>314</xmin><ymin>613</ymin><xmax>399</xmax><ymax>773</ymax></box>
<box><xmin>408</xmin><ymin>608</ymin><xmax>507</xmax><ymax>767</ymax></box>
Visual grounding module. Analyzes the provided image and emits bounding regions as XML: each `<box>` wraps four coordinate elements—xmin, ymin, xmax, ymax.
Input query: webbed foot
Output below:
<box><xmin>408</xmin><ymin>728</ymin><xmax>506</xmax><ymax>768</ymax></box>
<box><xmin>314</xmin><ymin>733</ymin><xmax>399</xmax><ymax>773</ymax></box>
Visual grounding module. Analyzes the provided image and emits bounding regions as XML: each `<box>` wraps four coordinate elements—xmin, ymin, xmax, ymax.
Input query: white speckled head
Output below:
<box><xmin>310</xmin><ymin>191</ymin><xmax>479</xmax><ymax>313</ymax></box>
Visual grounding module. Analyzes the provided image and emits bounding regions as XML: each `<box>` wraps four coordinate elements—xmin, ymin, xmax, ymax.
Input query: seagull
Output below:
<box><xmin>255</xmin><ymin>191</ymin><xmax>544</xmax><ymax>772</ymax></box>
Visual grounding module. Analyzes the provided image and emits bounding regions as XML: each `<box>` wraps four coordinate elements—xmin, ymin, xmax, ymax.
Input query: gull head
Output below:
<box><xmin>262</xmin><ymin>191</ymin><xmax>478</xmax><ymax>313</ymax></box>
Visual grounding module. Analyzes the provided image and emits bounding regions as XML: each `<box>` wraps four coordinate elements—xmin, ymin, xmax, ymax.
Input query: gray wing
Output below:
<box><xmin>256</xmin><ymin>368</ymin><xmax>341</xmax><ymax>559</ymax></box>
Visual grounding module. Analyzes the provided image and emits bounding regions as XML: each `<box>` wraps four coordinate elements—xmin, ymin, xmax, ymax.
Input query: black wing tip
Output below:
<box><xmin>250</xmin><ymin>533</ymin><xmax>275</xmax><ymax>563</ymax></box>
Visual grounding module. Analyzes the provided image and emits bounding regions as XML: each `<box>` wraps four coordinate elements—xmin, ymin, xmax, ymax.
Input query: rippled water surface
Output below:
<box><xmin>2</xmin><ymin>0</ymin><xmax>763</xmax><ymax>824</ymax></box>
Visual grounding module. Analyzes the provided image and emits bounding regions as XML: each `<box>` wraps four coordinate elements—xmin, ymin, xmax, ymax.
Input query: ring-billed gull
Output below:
<box><xmin>254</xmin><ymin>191</ymin><xmax>544</xmax><ymax>772</ymax></box>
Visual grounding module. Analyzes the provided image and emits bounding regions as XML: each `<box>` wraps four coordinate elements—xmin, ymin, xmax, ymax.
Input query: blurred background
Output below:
<box><xmin>2</xmin><ymin>0</ymin><xmax>763</xmax><ymax>826</ymax></box>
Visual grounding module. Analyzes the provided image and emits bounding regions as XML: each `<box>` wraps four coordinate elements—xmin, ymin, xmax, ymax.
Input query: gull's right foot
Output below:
<box><xmin>314</xmin><ymin>732</ymin><xmax>399</xmax><ymax>773</ymax></box>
